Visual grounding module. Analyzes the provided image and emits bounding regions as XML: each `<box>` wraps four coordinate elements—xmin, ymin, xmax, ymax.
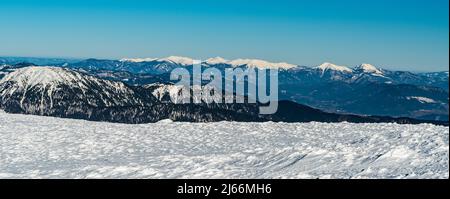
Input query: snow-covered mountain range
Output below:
<box><xmin>0</xmin><ymin>57</ymin><xmax>447</xmax><ymax>180</ymax></box>
<box><xmin>120</xmin><ymin>56</ymin><xmax>296</xmax><ymax>69</ymax></box>
<box><xmin>0</xmin><ymin>66</ymin><xmax>266</xmax><ymax>123</ymax></box>
<box><xmin>0</xmin><ymin>56</ymin><xmax>448</xmax><ymax>121</ymax></box>
<box><xmin>43</xmin><ymin>57</ymin><xmax>447</xmax><ymax>90</ymax></box>
<box><xmin>1</xmin><ymin>66</ymin><xmax>446</xmax><ymax>125</ymax></box>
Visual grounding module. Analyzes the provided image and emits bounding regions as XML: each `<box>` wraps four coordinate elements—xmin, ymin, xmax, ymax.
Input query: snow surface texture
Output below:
<box><xmin>0</xmin><ymin>112</ymin><xmax>448</xmax><ymax>179</ymax></box>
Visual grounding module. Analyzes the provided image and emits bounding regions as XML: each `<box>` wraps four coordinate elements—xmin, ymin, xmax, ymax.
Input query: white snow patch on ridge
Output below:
<box><xmin>119</xmin><ymin>58</ymin><xmax>158</xmax><ymax>62</ymax></box>
<box><xmin>205</xmin><ymin>57</ymin><xmax>229</xmax><ymax>65</ymax></box>
<box><xmin>357</xmin><ymin>63</ymin><xmax>384</xmax><ymax>74</ymax></box>
<box><xmin>149</xmin><ymin>83</ymin><xmax>187</xmax><ymax>103</ymax></box>
<box><xmin>407</xmin><ymin>96</ymin><xmax>437</xmax><ymax>103</ymax></box>
<box><xmin>228</xmin><ymin>58</ymin><xmax>296</xmax><ymax>69</ymax></box>
<box><xmin>0</xmin><ymin>112</ymin><xmax>448</xmax><ymax>179</ymax></box>
<box><xmin>315</xmin><ymin>62</ymin><xmax>353</xmax><ymax>73</ymax></box>
<box><xmin>120</xmin><ymin>56</ymin><xmax>194</xmax><ymax>66</ymax></box>
<box><xmin>158</xmin><ymin>56</ymin><xmax>195</xmax><ymax>66</ymax></box>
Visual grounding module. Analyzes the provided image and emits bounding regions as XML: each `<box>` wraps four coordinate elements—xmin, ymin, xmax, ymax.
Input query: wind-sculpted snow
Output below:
<box><xmin>0</xmin><ymin>112</ymin><xmax>448</xmax><ymax>179</ymax></box>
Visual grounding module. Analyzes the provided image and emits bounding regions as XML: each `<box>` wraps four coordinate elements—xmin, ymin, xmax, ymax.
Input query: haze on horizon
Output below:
<box><xmin>0</xmin><ymin>0</ymin><xmax>448</xmax><ymax>71</ymax></box>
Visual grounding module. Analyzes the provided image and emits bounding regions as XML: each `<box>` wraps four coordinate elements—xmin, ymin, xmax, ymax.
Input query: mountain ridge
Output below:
<box><xmin>0</xmin><ymin>66</ymin><xmax>447</xmax><ymax>125</ymax></box>
<box><xmin>1</xmin><ymin>57</ymin><xmax>448</xmax><ymax>121</ymax></box>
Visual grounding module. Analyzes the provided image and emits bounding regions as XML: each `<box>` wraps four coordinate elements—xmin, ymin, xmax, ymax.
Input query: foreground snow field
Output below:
<box><xmin>0</xmin><ymin>111</ymin><xmax>448</xmax><ymax>179</ymax></box>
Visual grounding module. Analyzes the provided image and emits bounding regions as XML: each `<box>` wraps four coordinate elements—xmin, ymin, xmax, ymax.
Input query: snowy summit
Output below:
<box><xmin>228</xmin><ymin>58</ymin><xmax>297</xmax><ymax>69</ymax></box>
<box><xmin>204</xmin><ymin>57</ymin><xmax>229</xmax><ymax>65</ymax></box>
<box><xmin>356</xmin><ymin>63</ymin><xmax>384</xmax><ymax>74</ymax></box>
<box><xmin>158</xmin><ymin>56</ymin><xmax>195</xmax><ymax>66</ymax></box>
<box><xmin>119</xmin><ymin>58</ymin><xmax>158</xmax><ymax>62</ymax></box>
<box><xmin>120</xmin><ymin>56</ymin><xmax>195</xmax><ymax>66</ymax></box>
<box><xmin>0</xmin><ymin>66</ymin><xmax>89</xmax><ymax>88</ymax></box>
<box><xmin>315</xmin><ymin>62</ymin><xmax>353</xmax><ymax>73</ymax></box>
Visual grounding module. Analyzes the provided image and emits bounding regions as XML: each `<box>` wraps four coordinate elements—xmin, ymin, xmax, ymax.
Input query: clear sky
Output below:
<box><xmin>0</xmin><ymin>0</ymin><xmax>448</xmax><ymax>71</ymax></box>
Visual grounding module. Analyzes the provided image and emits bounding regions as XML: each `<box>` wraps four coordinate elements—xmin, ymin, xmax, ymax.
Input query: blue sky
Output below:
<box><xmin>0</xmin><ymin>0</ymin><xmax>448</xmax><ymax>71</ymax></box>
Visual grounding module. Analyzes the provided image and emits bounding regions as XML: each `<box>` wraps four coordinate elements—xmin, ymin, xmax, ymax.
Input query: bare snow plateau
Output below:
<box><xmin>0</xmin><ymin>112</ymin><xmax>448</xmax><ymax>179</ymax></box>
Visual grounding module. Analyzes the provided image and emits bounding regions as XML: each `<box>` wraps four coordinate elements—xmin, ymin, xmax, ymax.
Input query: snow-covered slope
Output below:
<box><xmin>0</xmin><ymin>67</ymin><xmax>264</xmax><ymax>123</ymax></box>
<box><xmin>315</xmin><ymin>62</ymin><xmax>353</xmax><ymax>73</ymax></box>
<box><xmin>0</xmin><ymin>66</ymin><xmax>143</xmax><ymax>117</ymax></box>
<box><xmin>355</xmin><ymin>63</ymin><xmax>384</xmax><ymax>75</ymax></box>
<box><xmin>205</xmin><ymin>57</ymin><xmax>229</xmax><ymax>65</ymax></box>
<box><xmin>119</xmin><ymin>58</ymin><xmax>157</xmax><ymax>62</ymax></box>
<box><xmin>147</xmin><ymin>83</ymin><xmax>189</xmax><ymax>103</ymax></box>
<box><xmin>120</xmin><ymin>56</ymin><xmax>194</xmax><ymax>65</ymax></box>
<box><xmin>146</xmin><ymin>83</ymin><xmax>243</xmax><ymax>104</ymax></box>
<box><xmin>0</xmin><ymin>111</ymin><xmax>447</xmax><ymax>179</ymax></box>
<box><xmin>406</xmin><ymin>96</ymin><xmax>437</xmax><ymax>104</ymax></box>
<box><xmin>157</xmin><ymin>56</ymin><xmax>195</xmax><ymax>66</ymax></box>
<box><xmin>228</xmin><ymin>58</ymin><xmax>296</xmax><ymax>69</ymax></box>
<box><xmin>0</xmin><ymin>66</ymin><xmax>129</xmax><ymax>92</ymax></box>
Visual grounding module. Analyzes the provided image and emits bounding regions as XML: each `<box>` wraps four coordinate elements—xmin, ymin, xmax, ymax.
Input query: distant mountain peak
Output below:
<box><xmin>0</xmin><ymin>66</ymin><xmax>80</xmax><ymax>88</ymax></box>
<box><xmin>119</xmin><ymin>56</ymin><xmax>296</xmax><ymax>69</ymax></box>
<box><xmin>0</xmin><ymin>66</ymin><xmax>132</xmax><ymax>95</ymax></box>
<box><xmin>159</xmin><ymin>56</ymin><xmax>195</xmax><ymax>66</ymax></box>
<box><xmin>0</xmin><ymin>66</ymin><xmax>140</xmax><ymax>113</ymax></box>
<box><xmin>315</xmin><ymin>62</ymin><xmax>352</xmax><ymax>73</ymax></box>
<box><xmin>229</xmin><ymin>58</ymin><xmax>296</xmax><ymax>69</ymax></box>
<box><xmin>120</xmin><ymin>56</ymin><xmax>195</xmax><ymax>66</ymax></box>
<box><xmin>205</xmin><ymin>57</ymin><xmax>228</xmax><ymax>65</ymax></box>
<box><xmin>356</xmin><ymin>63</ymin><xmax>383</xmax><ymax>74</ymax></box>
<box><xmin>120</xmin><ymin>58</ymin><xmax>157</xmax><ymax>62</ymax></box>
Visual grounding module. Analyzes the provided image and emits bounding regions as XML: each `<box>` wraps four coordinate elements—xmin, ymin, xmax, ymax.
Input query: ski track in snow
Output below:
<box><xmin>0</xmin><ymin>111</ymin><xmax>448</xmax><ymax>179</ymax></box>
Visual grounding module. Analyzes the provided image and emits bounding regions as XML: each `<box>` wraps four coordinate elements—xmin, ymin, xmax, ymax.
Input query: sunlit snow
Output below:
<box><xmin>406</xmin><ymin>96</ymin><xmax>437</xmax><ymax>104</ymax></box>
<box><xmin>357</xmin><ymin>63</ymin><xmax>384</xmax><ymax>75</ymax></box>
<box><xmin>0</xmin><ymin>111</ymin><xmax>448</xmax><ymax>179</ymax></box>
<box><xmin>315</xmin><ymin>62</ymin><xmax>353</xmax><ymax>73</ymax></box>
